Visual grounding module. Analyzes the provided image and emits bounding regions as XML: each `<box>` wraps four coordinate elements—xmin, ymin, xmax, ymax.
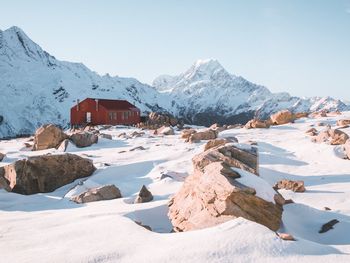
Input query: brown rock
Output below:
<box><xmin>70</xmin><ymin>132</ymin><xmax>98</xmax><ymax>147</ymax></box>
<box><xmin>188</xmin><ymin>129</ymin><xmax>218</xmax><ymax>143</ymax></box>
<box><xmin>305</xmin><ymin>128</ymin><xmax>318</xmax><ymax>136</ymax></box>
<box><xmin>245</xmin><ymin>119</ymin><xmax>270</xmax><ymax>129</ymax></box>
<box><xmin>71</xmin><ymin>185</ymin><xmax>121</xmax><ymax>203</ymax></box>
<box><xmin>168</xmin><ymin>162</ymin><xmax>282</xmax><ymax>232</ymax></box>
<box><xmin>337</xmin><ymin>119</ymin><xmax>350</xmax><ymax>126</ymax></box>
<box><xmin>204</xmin><ymin>137</ymin><xmax>238</xmax><ymax>151</ymax></box>
<box><xmin>33</xmin><ymin>124</ymin><xmax>68</xmax><ymax>151</ymax></box>
<box><xmin>181</xmin><ymin>129</ymin><xmax>197</xmax><ymax>139</ymax></box>
<box><xmin>313</xmin><ymin>129</ymin><xmax>349</xmax><ymax>145</ymax></box>
<box><xmin>1</xmin><ymin>154</ymin><xmax>96</xmax><ymax>195</ymax></box>
<box><xmin>294</xmin><ymin>112</ymin><xmax>309</xmax><ymax>119</ymax></box>
<box><xmin>130</xmin><ymin>131</ymin><xmax>145</xmax><ymax>138</ymax></box>
<box><xmin>157</xmin><ymin>126</ymin><xmax>175</xmax><ymax>135</ymax></box>
<box><xmin>278</xmin><ymin>233</ymin><xmax>296</xmax><ymax>241</ymax></box>
<box><xmin>134</xmin><ymin>185</ymin><xmax>153</xmax><ymax>203</ymax></box>
<box><xmin>310</xmin><ymin>110</ymin><xmax>328</xmax><ymax>118</ymax></box>
<box><xmin>274</xmin><ymin>180</ymin><xmax>305</xmax><ymax>192</ymax></box>
<box><xmin>57</xmin><ymin>139</ymin><xmax>69</xmax><ymax>152</ymax></box>
<box><xmin>270</xmin><ymin>110</ymin><xmax>295</xmax><ymax>125</ymax></box>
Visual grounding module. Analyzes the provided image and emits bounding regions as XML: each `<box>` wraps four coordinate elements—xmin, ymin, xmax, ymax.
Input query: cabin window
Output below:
<box><xmin>123</xmin><ymin>111</ymin><xmax>128</xmax><ymax>120</ymax></box>
<box><xmin>109</xmin><ymin>112</ymin><xmax>117</xmax><ymax>120</ymax></box>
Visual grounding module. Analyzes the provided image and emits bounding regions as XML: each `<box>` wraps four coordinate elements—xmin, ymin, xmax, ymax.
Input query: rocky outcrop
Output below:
<box><xmin>71</xmin><ymin>185</ymin><xmax>121</xmax><ymax>203</ymax></box>
<box><xmin>245</xmin><ymin>119</ymin><xmax>270</xmax><ymax>129</ymax></box>
<box><xmin>0</xmin><ymin>154</ymin><xmax>96</xmax><ymax>195</ymax></box>
<box><xmin>270</xmin><ymin>110</ymin><xmax>295</xmax><ymax>125</ymax></box>
<box><xmin>193</xmin><ymin>144</ymin><xmax>258</xmax><ymax>175</ymax></box>
<box><xmin>274</xmin><ymin>180</ymin><xmax>305</xmax><ymax>193</ymax></box>
<box><xmin>305</xmin><ymin>128</ymin><xmax>318</xmax><ymax>136</ymax></box>
<box><xmin>204</xmin><ymin>137</ymin><xmax>238</xmax><ymax>151</ymax></box>
<box><xmin>33</xmin><ymin>124</ymin><xmax>68</xmax><ymax>151</ymax></box>
<box><xmin>134</xmin><ymin>185</ymin><xmax>153</xmax><ymax>203</ymax></box>
<box><xmin>70</xmin><ymin>132</ymin><xmax>98</xmax><ymax>148</ymax></box>
<box><xmin>168</xmin><ymin>160</ymin><xmax>282</xmax><ymax>232</ymax></box>
<box><xmin>312</xmin><ymin>128</ymin><xmax>349</xmax><ymax>145</ymax></box>
<box><xmin>181</xmin><ymin>129</ymin><xmax>197</xmax><ymax>139</ymax></box>
<box><xmin>188</xmin><ymin>129</ymin><xmax>218</xmax><ymax>143</ymax></box>
<box><xmin>337</xmin><ymin>119</ymin><xmax>350</xmax><ymax>126</ymax></box>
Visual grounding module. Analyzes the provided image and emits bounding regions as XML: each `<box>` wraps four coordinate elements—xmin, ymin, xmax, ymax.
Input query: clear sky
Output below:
<box><xmin>1</xmin><ymin>0</ymin><xmax>350</xmax><ymax>99</ymax></box>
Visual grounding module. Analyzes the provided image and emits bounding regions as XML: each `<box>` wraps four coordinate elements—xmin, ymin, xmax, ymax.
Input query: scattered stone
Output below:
<box><xmin>277</xmin><ymin>233</ymin><xmax>296</xmax><ymax>241</ymax></box>
<box><xmin>160</xmin><ymin>173</ymin><xmax>173</xmax><ymax>180</ymax></box>
<box><xmin>319</xmin><ymin>219</ymin><xmax>339</xmax><ymax>233</ymax></box>
<box><xmin>313</xmin><ymin>129</ymin><xmax>349</xmax><ymax>145</ymax></box>
<box><xmin>270</xmin><ymin>110</ymin><xmax>295</xmax><ymax>125</ymax></box>
<box><xmin>0</xmin><ymin>153</ymin><xmax>5</xmax><ymax>162</ymax></box>
<box><xmin>188</xmin><ymin>129</ymin><xmax>218</xmax><ymax>143</ymax></box>
<box><xmin>1</xmin><ymin>154</ymin><xmax>96</xmax><ymax>195</ymax></box>
<box><xmin>130</xmin><ymin>131</ymin><xmax>145</xmax><ymax>138</ymax></box>
<box><xmin>317</xmin><ymin>122</ymin><xmax>326</xmax><ymax>127</ymax></box>
<box><xmin>99</xmin><ymin>133</ymin><xmax>113</xmax><ymax>140</ymax></box>
<box><xmin>284</xmin><ymin>199</ymin><xmax>294</xmax><ymax>204</ymax></box>
<box><xmin>70</xmin><ymin>132</ymin><xmax>98</xmax><ymax>147</ymax></box>
<box><xmin>204</xmin><ymin>138</ymin><xmax>230</xmax><ymax>151</ymax></box>
<box><xmin>245</xmin><ymin>119</ymin><xmax>270</xmax><ymax>129</ymax></box>
<box><xmin>209</xmin><ymin>123</ymin><xmax>226</xmax><ymax>132</ymax></box>
<box><xmin>226</xmin><ymin>124</ymin><xmax>242</xmax><ymax>129</ymax></box>
<box><xmin>134</xmin><ymin>185</ymin><xmax>153</xmax><ymax>203</ymax></box>
<box><xmin>33</xmin><ymin>124</ymin><xmax>68</xmax><ymax>151</ymax></box>
<box><xmin>71</xmin><ymin>185</ymin><xmax>121</xmax><ymax>203</ymax></box>
<box><xmin>274</xmin><ymin>180</ymin><xmax>305</xmax><ymax>193</ymax></box>
<box><xmin>24</xmin><ymin>142</ymin><xmax>33</xmax><ymax>149</ymax></box>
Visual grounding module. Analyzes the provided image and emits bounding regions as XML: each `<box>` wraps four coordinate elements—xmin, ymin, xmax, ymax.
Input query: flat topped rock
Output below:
<box><xmin>71</xmin><ymin>185</ymin><xmax>122</xmax><ymax>204</ymax></box>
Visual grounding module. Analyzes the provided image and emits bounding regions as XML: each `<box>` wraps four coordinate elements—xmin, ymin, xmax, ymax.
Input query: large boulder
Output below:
<box><xmin>70</xmin><ymin>132</ymin><xmax>98</xmax><ymax>148</ymax></box>
<box><xmin>134</xmin><ymin>185</ymin><xmax>153</xmax><ymax>203</ymax></box>
<box><xmin>204</xmin><ymin>138</ymin><xmax>238</xmax><ymax>151</ymax></box>
<box><xmin>156</xmin><ymin>126</ymin><xmax>175</xmax><ymax>136</ymax></box>
<box><xmin>168</xmin><ymin>161</ymin><xmax>282</xmax><ymax>232</ymax></box>
<box><xmin>312</xmin><ymin>128</ymin><xmax>349</xmax><ymax>145</ymax></box>
<box><xmin>188</xmin><ymin>129</ymin><xmax>218</xmax><ymax>143</ymax></box>
<box><xmin>245</xmin><ymin>119</ymin><xmax>270</xmax><ymax>129</ymax></box>
<box><xmin>270</xmin><ymin>110</ymin><xmax>295</xmax><ymax>125</ymax></box>
<box><xmin>71</xmin><ymin>185</ymin><xmax>121</xmax><ymax>203</ymax></box>
<box><xmin>337</xmin><ymin>119</ymin><xmax>350</xmax><ymax>126</ymax></box>
<box><xmin>193</xmin><ymin>144</ymin><xmax>259</xmax><ymax>175</ymax></box>
<box><xmin>0</xmin><ymin>154</ymin><xmax>96</xmax><ymax>195</ymax></box>
<box><xmin>33</xmin><ymin>124</ymin><xmax>68</xmax><ymax>151</ymax></box>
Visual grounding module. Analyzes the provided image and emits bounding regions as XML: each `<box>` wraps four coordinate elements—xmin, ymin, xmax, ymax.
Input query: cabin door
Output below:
<box><xmin>86</xmin><ymin>112</ymin><xmax>91</xmax><ymax>123</ymax></box>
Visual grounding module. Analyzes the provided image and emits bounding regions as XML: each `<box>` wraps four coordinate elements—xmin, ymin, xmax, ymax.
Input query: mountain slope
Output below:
<box><xmin>0</xmin><ymin>26</ymin><xmax>171</xmax><ymax>137</ymax></box>
<box><xmin>153</xmin><ymin>59</ymin><xmax>350</xmax><ymax>125</ymax></box>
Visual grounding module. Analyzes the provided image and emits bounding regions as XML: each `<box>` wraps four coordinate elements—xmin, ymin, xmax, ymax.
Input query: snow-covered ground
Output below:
<box><xmin>1</xmin><ymin>113</ymin><xmax>350</xmax><ymax>262</ymax></box>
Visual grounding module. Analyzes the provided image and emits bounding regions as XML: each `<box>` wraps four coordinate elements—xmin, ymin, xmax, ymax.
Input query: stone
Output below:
<box><xmin>129</xmin><ymin>146</ymin><xmax>146</xmax><ymax>151</ymax></box>
<box><xmin>168</xmin><ymin>161</ymin><xmax>282</xmax><ymax>232</ymax></box>
<box><xmin>1</xmin><ymin>154</ymin><xmax>96</xmax><ymax>195</ymax></box>
<box><xmin>305</xmin><ymin>128</ymin><xmax>318</xmax><ymax>136</ymax></box>
<box><xmin>130</xmin><ymin>131</ymin><xmax>145</xmax><ymax>138</ymax></box>
<box><xmin>0</xmin><ymin>153</ymin><xmax>5</xmax><ymax>162</ymax></box>
<box><xmin>204</xmin><ymin>137</ymin><xmax>238</xmax><ymax>151</ymax></box>
<box><xmin>135</xmin><ymin>221</ymin><xmax>152</xmax><ymax>231</ymax></box>
<box><xmin>293</xmin><ymin>112</ymin><xmax>309</xmax><ymax>119</ymax></box>
<box><xmin>71</xmin><ymin>185</ymin><xmax>121</xmax><ymax>203</ymax></box>
<box><xmin>99</xmin><ymin>133</ymin><xmax>113</xmax><ymax>140</ymax></box>
<box><xmin>57</xmin><ymin>139</ymin><xmax>69</xmax><ymax>152</ymax></box>
<box><xmin>337</xmin><ymin>119</ymin><xmax>350</xmax><ymax>126</ymax></box>
<box><xmin>181</xmin><ymin>129</ymin><xmax>197</xmax><ymax>139</ymax></box>
<box><xmin>274</xmin><ymin>180</ymin><xmax>305</xmax><ymax>193</ymax></box>
<box><xmin>33</xmin><ymin>124</ymin><xmax>68</xmax><ymax>151</ymax></box>
<box><xmin>188</xmin><ymin>129</ymin><xmax>218</xmax><ymax>143</ymax></box>
<box><xmin>245</xmin><ymin>119</ymin><xmax>270</xmax><ymax>129</ymax></box>
<box><xmin>278</xmin><ymin>233</ymin><xmax>296</xmax><ymax>241</ymax></box>
<box><xmin>70</xmin><ymin>132</ymin><xmax>98</xmax><ymax>148</ymax></box>
<box><xmin>313</xmin><ymin>129</ymin><xmax>349</xmax><ymax>145</ymax></box>
<box><xmin>157</xmin><ymin>126</ymin><xmax>175</xmax><ymax>135</ymax></box>
<box><xmin>319</xmin><ymin>219</ymin><xmax>339</xmax><ymax>233</ymax></box>
<box><xmin>134</xmin><ymin>185</ymin><xmax>153</xmax><ymax>203</ymax></box>
<box><xmin>310</xmin><ymin>110</ymin><xmax>328</xmax><ymax>118</ymax></box>
<box><xmin>270</xmin><ymin>110</ymin><xmax>295</xmax><ymax>125</ymax></box>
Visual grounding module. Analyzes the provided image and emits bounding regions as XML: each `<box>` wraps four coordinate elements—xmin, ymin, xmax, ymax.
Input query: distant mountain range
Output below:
<box><xmin>0</xmin><ymin>26</ymin><xmax>349</xmax><ymax>137</ymax></box>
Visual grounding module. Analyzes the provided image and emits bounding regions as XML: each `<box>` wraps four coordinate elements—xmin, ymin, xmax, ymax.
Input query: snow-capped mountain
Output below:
<box><xmin>153</xmin><ymin>59</ymin><xmax>350</xmax><ymax>125</ymax></box>
<box><xmin>0</xmin><ymin>26</ymin><xmax>171</xmax><ymax>137</ymax></box>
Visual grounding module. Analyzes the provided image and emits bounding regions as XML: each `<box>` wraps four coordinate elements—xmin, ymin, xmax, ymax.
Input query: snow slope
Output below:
<box><xmin>1</xmin><ymin>113</ymin><xmax>350</xmax><ymax>262</ymax></box>
<box><xmin>153</xmin><ymin>59</ymin><xmax>350</xmax><ymax>125</ymax></box>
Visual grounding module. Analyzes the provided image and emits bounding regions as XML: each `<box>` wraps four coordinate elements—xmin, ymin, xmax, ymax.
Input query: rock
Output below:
<box><xmin>118</xmin><ymin>132</ymin><xmax>127</xmax><ymax>138</ymax></box>
<box><xmin>157</xmin><ymin>126</ymin><xmax>175</xmax><ymax>135</ymax></box>
<box><xmin>274</xmin><ymin>193</ymin><xmax>286</xmax><ymax>206</ymax></box>
<box><xmin>57</xmin><ymin>139</ymin><xmax>69</xmax><ymax>152</ymax></box>
<box><xmin>274</xmin><ymin>180</ymin><xmax>305</xmax><ymax>192</ymax></box>
<box><xmin>0</xmin><ymin>167</ymin><xmax>11</xmax><ymax>191</ymax></box>
<box><xmin>130</xmin><ymin>146</ymin><xmax>146</xmax><ymax>151</ymax></box>
<box><xmin>324</xmin><ymin>207</ymin><xmax>331</xmax><ymax>211</ymax></box>
<box><xmin>138</xmin><ymin>112</ymin><xmax>180</xmax><ymax>129</ymax></box>
<box><xmin>192</xmin><ymin>144</ymin><xmax>259</xmax><ymax>175</ymax></box>
<box><xmin>344</xmin><ymin>140</ymin><xmax>350</xmax><ymax>159</ymax></box>
<box><xmin>317</xmin><ymin>122</ymin><xmax>326</xmax><ymax>127</ymax></box>
<box><xmin>181</xmin><ymin>129</ymin><xmax>197</xmax><ymax>139</ymax></box>
<box><xmin>337</xmin><ymin>119</ymin><xmax>350</xmax><ymax>126</ymax></box>
<box><xmin>245</xmin><ymin>119</ymin><xmax>270</xmax><ymax>129</ymax></box>
<box><xmin>278</xmin><ymin>233</ymin><xmax>296</xmax><ymax>241</ymax></box>
<box><xmin>135</xmin><ymin>221</ymin><xmax>152</xmax><ymax>231</ymax></box>
<box><xmin>130</xmin><ymin>131</ymin><xmax>145</xmax><ymax>138</ymax></box>
<box><xmin>1</xmin><ymin>154</ymin><xmax>96</xmax><ymax>195</ymax></box>
<box><xmin>227</xmin><ymin>124</ymin><xmax>242</xmax><ymax>129</ymax></box>
<box><xmin>188</xmin><ymin>129</ymin><xmax>218</xmax><ymax>143</ymax></box>
<box><xmin>99</xmin><ymin>133</ymin><xmax>113</xmax><ymax>140</ymax></box>
<box><xmin>319</xmin><ymin>219</ymin><xmax>339</xmax><ymax>233</ymax></box>
<box><xmin>270</xmin><ymin>110</ymin><xmax>295</xmax><ymax>125</ymax></box>
<box><xmin>294</xmin><ymin>112</ymin><xmax>309</xmax><ymax>119</ymax></box>
<box><xmin>134</xmin><ymin>185</ymin><xmax>153</xmax><ymax>203</ymax></box>
<box><xmin>71</xmin><ymin>185</ymin><xmax>121</xmax><ymax>203</ymax></box>
<box><xmin>209</xmin><ymin>123</ymin><xmax>226</xmax><ymax>132</ymax></box>
<box><xmin>313</xmin><ymin>129</ymin><xmax>349</xmax><ymax>145</ymax></box>
<box><xmin>284</xmin><ymin>199</ymin><xmax>294</xmax><ymax>204</ymax></box>
<box><xmin>70</xmin><ymin>132</ymin><xmax>98</xmax><ymax>148</ymax></box>
<box><xmin>0</xmin><ymin>153</ymin><xmax>5</xmax><ymax>162</ymax></box>
<box><xmin>168</xmin><ymin>161</ymin><xmax>282</xmax><ymax>232</ymax></box>
<box><xmin>204</xmin><ymin>137</ymin><xmax>238</xmax><ymax>151</ymax></box>
<box><xmin>310</xmin><ymin>110</ymin><xmax>328</xmax><ymax>118</ymax></box>
<box><xmin>33</xmin><ymin>124</ymin><xmax>68</xmax><ymax>151</ymax></box>
<box><xmin>305</xmin><ymin>128</ymin><xmax>318</xmax><ymax>136</ymax></box>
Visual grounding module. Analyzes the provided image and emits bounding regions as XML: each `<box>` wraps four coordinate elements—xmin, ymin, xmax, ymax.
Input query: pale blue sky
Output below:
<box><xmin>1</xmin><ymin>0</ymin><xmax>350</xmax><ymax>99</ymax></box>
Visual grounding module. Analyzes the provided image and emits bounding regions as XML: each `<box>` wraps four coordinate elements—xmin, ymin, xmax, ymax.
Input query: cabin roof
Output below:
<box><xmin>85</xmin><ymin>98</ymin><xmax>139</xmax><ymax>111</ymax></box>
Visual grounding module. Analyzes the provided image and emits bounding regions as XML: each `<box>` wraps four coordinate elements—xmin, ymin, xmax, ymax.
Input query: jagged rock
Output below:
<box><xmin>71</xmin><ymin>185</ymin><xmax>121</xmax><ymax>203</ymax></box>
<box><xmin>270</xmin><ymin>110</ymin><xmax>295</xmax><ymax>125</ymax></box>
<box><xmin>168</xmin><ymin>161</ymin><xmax>282</xmax><ymax>232</ymax></box>
<box><xmin>337</xmin><ymin>119</ymin><xmax>350</xmax><ymax>126</ymax></box>
<box><xmin>188</xmin><ymin>129</ymin><xmax>218</xmax><ymax>143</ymax></box>
<box><xmin>204</xmin><ymin>137</ymin><xmax>238</xmax><ymax>151</ymax></box>
<box><xmin>57</xmin><ymin>139</ymin><xmax>69</xmax><ymax>152</ymax></box>
<box><xmin>99</xmin><ymin>133</ymin><xmax>112</xmax><ymax>140</ymax></box>
<box><xmin>33</xmin><ymin>124</ymin><xmax>68</xmax><ymax>151</ymax></box>
<box><xmin>305</xmin><ymin>128</ymin><xmax>318</xmax><ymax>136</ymax></box>
<box><xmin>181</xmin><ymin>129</ymin><xmax>197</xmax><ymax>139</ymax></box>
<box><xmin>70</xmin><ymin>132</ymin><xmax>98</xmax><ymax>147</ymax></box>
<box><xmin>245</xmin><ymin>119</ymin><xmax>270</xmax><ymax>129</ymax></box>
<box><xmin>192</xmin><ymin>144</ymin><xmax>258</xmax><ymax>175</ymax></box>
<box><xmin>277</xmin><ymin>233</ymin><xmax>296</xmax><ymax>241</ymax></box>
<box><xmin>319</xmin><ymin>219</ymin><xmax>339</xmax><ymax>233</ymax></box>
<box><xmin>0</xmin><ymin>153</ymin><xmax>5</xmax><ymax>162</ymax></box>
<box><xmin>0</xmin><ymin>154</ymin><xmax>96</xmax><ymax>195</ymax></box>
<box><xmin>274</xmin><ymin>180</ymin><xmax>305</xmax><ymax>193</ymax></box>
<box><xmin>312</xmin><ymin>128</ymin><xmax>349</xmax><ymax>145</ymax></box>
<box><xmin>134</xmin><ymin>185</ymin><xmax>153</xmax><ymax>203</ymax></box>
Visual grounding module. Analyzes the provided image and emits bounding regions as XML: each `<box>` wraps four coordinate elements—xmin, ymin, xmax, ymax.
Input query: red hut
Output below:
<box><xmin>70</xmin><ymin>98</ymin><xmax>141</xmax><ymax>126</ymax></box>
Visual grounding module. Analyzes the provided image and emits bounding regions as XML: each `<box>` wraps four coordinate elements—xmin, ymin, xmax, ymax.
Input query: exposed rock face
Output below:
<box><xmin>70</xmin><ymin>132</ymin><xmax>98</xmax><ymax>147</ymax></box>
<box><xmin>245</xmin><ymin>119</ymin><xmax>270</xmax><ymax>129</ymax></box>
<box><xmin>1</xmin><ymin>154</ymin><xmax>96</xmax><ymax>195</ymax></box>
<box><xmin>168</xmin><ymin>161</ymin><xmax>282</xmax><ymax>232</ymax></box>
<box><xmin>181</xmin><ymin>129</ymin><xmax>197</xmax><ymax>139</ymax></box>
<box><xmin>274</xmin><ymin>180</ymin><xmax>306</xmax><ymax>193</ymax></box>
<box><xmin>33</xmin><ymin>124</ymin><xmax>68</xmax><ymax>151</ymax></box>
<box><xmin>204</xmin><ymin>137</ymin><xmax>238</xmax><ymax>151</ymax></box>
<box><xmin>270</xmin><ymin>110</ymin><xmax>294</xmax><ymax>125</ymax></box>
<box><xmin>71</xmin><ymin>185</ymin><xmax>121</xmax><ymax>203</ymax></box>
<box><xmin>337</xmin><ymin>119</ymin><xmax>350</xmax><ymax>126</ymax></box>
<box><xmin>193</xmin><ymin>144</ymin><xmax>258</xmax><ymax>175</ymax></box>
<box><xmin>134</xmin><ymin>185</ymin><xmax>153</xmax><ymax>203</ymax></box>
<box><xmin>0</xmin><ymin>152</ymin><xmax>5</xmax><ymax>162</ymax></box>
<box><xmin>188</xmin><ymin>129</ymin><xmax>218</xmax><ymax>143</ymax></box>
<box><xmin>312</xmin><ymin>128</ymin><xmax>349</xmax><ymax>145</ymax></box>
<box><xmin>305</xmin><ymin>128</ymin><xmax>318</xmax><ymax>136</ymax></box>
